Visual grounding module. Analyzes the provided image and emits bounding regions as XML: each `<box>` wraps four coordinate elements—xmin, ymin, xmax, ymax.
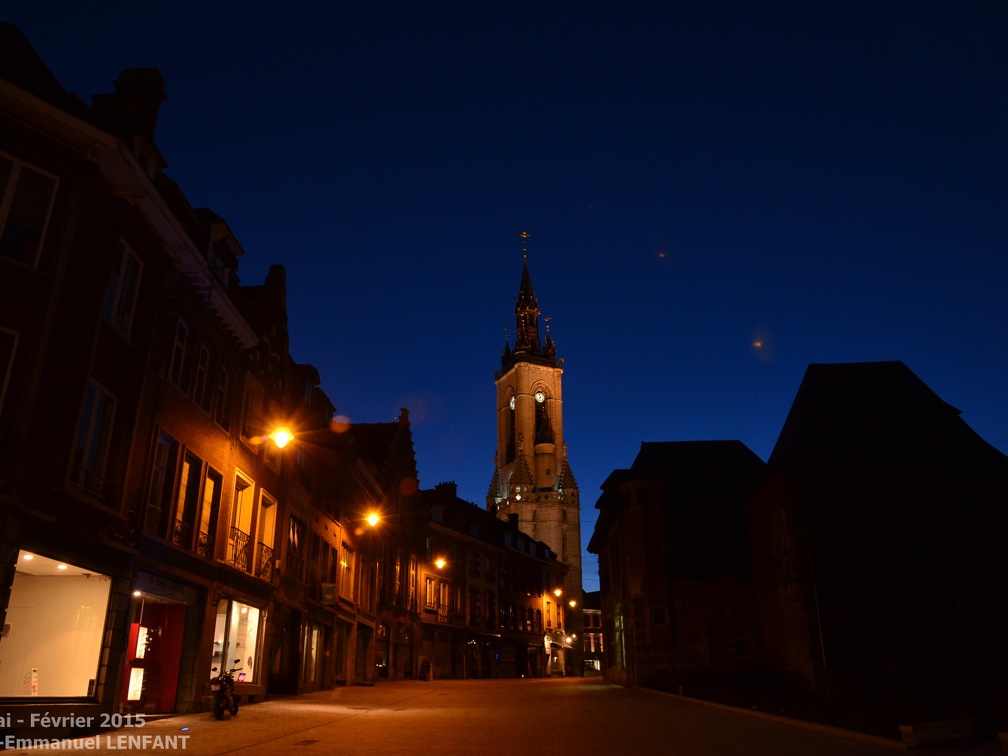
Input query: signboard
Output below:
<box><xmin>321</xmin><ymin>583</ymin><xmax>336</xmax><ymax>605</ymax></box>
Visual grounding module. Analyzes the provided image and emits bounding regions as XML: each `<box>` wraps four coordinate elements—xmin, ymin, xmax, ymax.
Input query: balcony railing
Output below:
<box><xmin>228</xmin><ymin>526</ymin><xmax>252</xmax><ymax>573</ymax></box>
<box><xmin>72</xmin><ymin>465</ymin><xmax>110</xmax><ymax>501</ymax></box>
<box><xmin>256</xmin><ymin>542</ymin><xmax>274</xmax><ymax>582</ymax></box>
<box><xmin>196</xmin><ymin>529</ymin><xmax>214</xmax><ymax>559</ymax></box>
<box><xmin>171</xmin><ymin>519</ymin><xmax>193</xmax><ymax>549</ymax></box>
<box><xmin>437</xmin><ymin>604</ymin><xmax>449</xmax><ymax>624</ymax></box>
<box><xmin>286</xmin><ymin>551</ymin><xmax>305</xmax><ymax>582</ymax></box>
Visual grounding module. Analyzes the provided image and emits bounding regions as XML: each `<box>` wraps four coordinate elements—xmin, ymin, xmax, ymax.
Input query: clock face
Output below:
<box><xmin>535</xmin><ymin>391</ymin><xmax>545</xmax><ymax>403</ymax></box>
<box><xmin>509</xmin><ymin>396</ymin><xmax>515</xmax><ymax>410</ymax></box>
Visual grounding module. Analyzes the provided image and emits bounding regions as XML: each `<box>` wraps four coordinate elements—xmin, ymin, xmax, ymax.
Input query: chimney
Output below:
<box><xmin>91</xmin><ymin>67</ymin><xmax>166</xmax><ymax>140</ymax></box>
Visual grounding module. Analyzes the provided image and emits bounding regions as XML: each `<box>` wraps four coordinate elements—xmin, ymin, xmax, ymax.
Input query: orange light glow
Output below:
<box><xmin>269</xmin><ymin>426</ymin><xmax>294</xmax><ymax>448</ymax></box>
<box><xmin>434</xmin><ymin>557</ymin><xmax>447</xmax><ymax>569</ymax></box>
<box><xmin>366</xmin><ymin>512</ymin><xmax>381</xmax><ymax>527</ymax></box>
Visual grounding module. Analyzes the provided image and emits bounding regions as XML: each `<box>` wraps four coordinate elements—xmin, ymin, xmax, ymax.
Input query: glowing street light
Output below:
<box><xmin>366</xmin><ymin>512</ymin><xmax>381</xmax><ymax>527</ymax></box>
<box><xmin>269</xmin><ymin>426</ymin><xmax>294</xmax><ymax>448</ymax></box>
<box><xmin>553</xmin><ymin>588</ymin><xmax>563</xmax><ymax>598</ymax></box>
<box><xmin>434</xmin><ymin>557</ymin><xmax>447</xmax><ymax>569</ymax></box>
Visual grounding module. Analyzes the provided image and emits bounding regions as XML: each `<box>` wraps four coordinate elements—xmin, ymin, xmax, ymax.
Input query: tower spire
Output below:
<box><xmin>513</xmin><ymin>230</ymin><xmax>540</xmax><ymax>357</ymax></box>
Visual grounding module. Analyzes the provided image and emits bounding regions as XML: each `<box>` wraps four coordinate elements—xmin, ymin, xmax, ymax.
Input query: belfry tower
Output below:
<box><xmin>487</xmin><ymin>234</ymin><xmax>582</xmax><ymax>650</ymax></box>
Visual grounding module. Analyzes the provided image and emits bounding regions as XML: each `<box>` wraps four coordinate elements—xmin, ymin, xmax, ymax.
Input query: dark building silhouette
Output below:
<box><xmin>591</xmin><ymin>360</ymin><xmax>1008</xmax><ymax>735</ymax></box>
<box><xmin>748</xmin><ymin>360</ymin><xmax>1008</xmax><ymax>728</ymax></box>
<box><xmin>588</xmin><ymin>441</ymin><xmax>765</xmax><ymax>689</ymax></box>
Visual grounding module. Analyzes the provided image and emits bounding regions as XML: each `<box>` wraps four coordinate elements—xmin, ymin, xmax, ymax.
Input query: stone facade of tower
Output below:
<box><xmin>487</xmin><ymin>257</ymin><xmax>583</xmax><ymax>659</ymax></box>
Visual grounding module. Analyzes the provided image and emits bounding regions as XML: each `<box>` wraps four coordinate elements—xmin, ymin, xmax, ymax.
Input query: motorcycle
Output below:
<box><xmin>210</xmin><ymin>659</ymin><xmax>241</xmax><ymax>720</ymax></box>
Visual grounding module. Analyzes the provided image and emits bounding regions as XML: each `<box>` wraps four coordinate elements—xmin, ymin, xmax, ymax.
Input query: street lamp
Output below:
<box><xmin>269</xmin><ymin>426</ymin><xmax>294</xmax><ymax>448</ymax></box>
<box><xmin>434</xmin><ymin>557</ymin><xmax>447</xmax><ymax>569</ymax></box>
<box><xmin>366</xmin><ymin>512</ymin><xmax>381</xmax><ymax>527</ymax></box>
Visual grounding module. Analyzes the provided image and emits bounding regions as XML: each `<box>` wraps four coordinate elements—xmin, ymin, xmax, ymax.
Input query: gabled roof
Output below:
<box><xmin>348</xmin><ymin>410</ymin><xmax>419</xmax><ymax>494</ymax></box>
<box><xmin>588</xmin><ymin>440</ymin><xmax>764</xmax><ymax>553</ymax></box>
<box><xmin>625</xmin><ymin>440</ymin><xmax>765</xmax><ymax>499</ymax></box>
<box><xmin>768</xmin><ymin>361</ymin><xmax>1008</xmax><ymax>475</ymax></box>
<box><xmin>0</xmin><ymin>23</ymin><xmax>87</xmax><ymax>116</ymax></box>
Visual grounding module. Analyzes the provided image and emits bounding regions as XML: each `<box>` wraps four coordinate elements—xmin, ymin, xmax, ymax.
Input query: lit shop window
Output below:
<box><xmin>0</xmin><ymin>551</ymin><xmax>110</xmax><ymax>697</ymax></box>
<box><xmin>211</xmin><ymin>599</ymin><xmax>262</xmax><ymax>683</ymax></box>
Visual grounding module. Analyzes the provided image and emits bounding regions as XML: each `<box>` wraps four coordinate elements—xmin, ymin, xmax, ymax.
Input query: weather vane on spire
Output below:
<box><xmin>517</xmin><ymin>229</ymin><xmax>531</xmax><ymax>260</ymax></box>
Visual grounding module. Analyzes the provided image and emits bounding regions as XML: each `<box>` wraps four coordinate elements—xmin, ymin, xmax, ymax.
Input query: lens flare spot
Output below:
<box><xmin>751</xmin><ymin>327</ymin><xmax>774</xmax><ymax>362</ymax></box>
<box><xmin>330</xmin><ymin>415</ymin><xmax>351</xmax><ymax>434</ymax></box>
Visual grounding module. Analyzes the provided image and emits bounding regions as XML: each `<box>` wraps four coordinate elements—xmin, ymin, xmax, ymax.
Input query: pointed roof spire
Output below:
<box><xmin>513</xmin><ymin>230</ymin><xmax>541</xmax><ymax>356</ymax></box>
<box><xmin>497</xmin><ymin>231</ymin><xmax>559</xmax><ymax>375</ymax></box>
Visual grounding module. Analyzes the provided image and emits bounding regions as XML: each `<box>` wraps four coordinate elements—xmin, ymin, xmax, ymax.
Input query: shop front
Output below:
<box><xmin>0</xmin><ymin>542</ymin><xmax>133</xmax><ymax>740</ymax></box>
<box><xmin>121</xmin><ymin>570</ymin><xmax>203</xmax><ymax>714</ymax></box>
<box><xmin>211</xmin><ymin>596</ymin><xmax>267</xmax><ymax>700</ymax></box>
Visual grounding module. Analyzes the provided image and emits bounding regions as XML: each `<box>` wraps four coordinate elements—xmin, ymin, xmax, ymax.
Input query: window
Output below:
<box><xmin>301</xmin><ymin>623</ymin><xmax>320</xmax><ymax>683</ymax></box>
<box><xmin>0</xmin><ymin>153</ymin><xmax>58</xmax><ymax>266</ymax></box>
<box><xmin>197</xmin><ymin>468</ymin><xmax>223</xmax><ymax>558</ymax></box>
<box><xmin>339</xmin><ymin>543</ymin><xmax>354</xmax><ymax>599</ymax></box>
<box><xmin>193</xmin><ymin>345</ymin><xmax>210</xmax><ymax>410</ymax></box>
<box><xmin>425</xmin><ymin>577</ymin><xmax>436</xmax><ymax>609</ymax></box>
<box><xmin>286</xmin><ymin>514</ymin><xmax>305</xmax><ymax>581</ymax></box>
<box><xmin>255</xmin><ymin>493</ymin><xmax>276</xmax><ymax>581</ymax></box>
<box><xmin>228</xmin><ymin>474</ymin><xmax>254</xmax><ymax>573</ymax></box>
<box><xmin>0</xmin><ymin>327</ymin><xmax>17</xmax><ymax>417</ymax></box>
<box><xmin>213</xmin><ymin>368</ymin><xmax>230</xmax><ymax>428</ymax></box>
<box><xmin>168</xmin><ymin>320</ymin><xmax>188</xmax><ymax>388</ymax></box>
<box><xmin>144</xmin><ymin>432</ymin><xmax>179</xmax><ymax>537</ymax></box>
<box><xmin>171</xmin><ymin>452</ymin><xmax>203</xmax><ymax>550</ymax></box>
<box><xmin>0</xmin><ymin>551</ymin><xmax>110</xmax><ymax>696</ymax></box>
<box><xmin>408</xmin><ymin>556</ymin><xmax>418</xmax><ymax>610</ymax></box>
<box><xmin>211</xmin><ymin>599</ymin><xmax>262</xmax><ymax>684</ymax></box>
<box><xmin>102</xmin><ymin>239</ymin><xmax>141</xmax><ymax>338</ymax></box>
<box><xmin>73</xmin><ymin>380</ymin><xmax>115</xmax><ymax>498</ymax></box>
<box><xmin>240</xmin><ymin>385</ymin><xmax>257</xmax><ymax>442</ymax></box>
<box><xmin>534</xmin><ymin>394</ymin><xmax>553</xmax><ymax>443</ymax></box>
<box><xmin>506</xmin><ymin>395</ymin><xmax>516</xmax><ymax>463</ymax></box>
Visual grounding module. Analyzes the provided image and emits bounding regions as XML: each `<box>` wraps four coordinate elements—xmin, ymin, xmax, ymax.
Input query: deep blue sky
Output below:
<box><xmin>8</xmin><ymin>2</ymin><xmax>1008</xmax><ymax>590</ymax></box>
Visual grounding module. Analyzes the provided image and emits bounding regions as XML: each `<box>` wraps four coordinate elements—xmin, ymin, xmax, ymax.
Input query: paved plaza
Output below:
<box><xmin>9</xmin><ymin>677</ymin><xmax>1003</xmax><ymax>755</ymax></box>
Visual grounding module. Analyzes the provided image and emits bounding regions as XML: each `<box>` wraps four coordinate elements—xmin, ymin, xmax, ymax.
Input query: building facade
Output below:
<box><xmin>588</xmin><ymin>441</ymin><xmax>765</xmax><ymax>691</ymax></box>
<box><xmin>582</xmin><ymin>590</ymin><xmax>603</xmax><ymax>674</ymax></box>
<box><xmin>486</xmin><ymin>247</ymin><xmax>582</xmax><ymax>674</ymax></box>
<box><xmin>0</xmin><ymin>27</ymin><xmax>389</xmax><ymax>739</ymax></box>
<box><xmin>425</xmin><ymin>482</ymin><xmax>569</xmax><ymax>679</ymax></box>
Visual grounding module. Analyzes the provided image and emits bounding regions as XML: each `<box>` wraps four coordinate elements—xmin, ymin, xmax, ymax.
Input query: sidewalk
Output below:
<box><xmin>7</xmin><ymin>678</ymin><xmax>1003</xmax><ymax>755</ymax></box>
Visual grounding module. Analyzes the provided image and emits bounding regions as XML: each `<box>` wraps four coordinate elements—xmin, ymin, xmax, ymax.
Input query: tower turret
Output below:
<box><xmin>487</xmin><ymin>232</ymin><xmax>583</xmax><ymax>675</ymax></box>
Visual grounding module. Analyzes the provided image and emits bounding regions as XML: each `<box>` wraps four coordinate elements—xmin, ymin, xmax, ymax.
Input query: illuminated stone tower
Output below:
<box><xmin>487</xmin><ymin>234</ymin><xmax>582</xmax><ymax>660</ymax></box>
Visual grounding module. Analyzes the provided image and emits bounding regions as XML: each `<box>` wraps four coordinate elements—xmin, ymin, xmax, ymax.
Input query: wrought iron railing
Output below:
<box><xmin>143</xmin><ymin>505</ymin><xmax>163</xmax><ymax>536</ymax></box>
<box><xmin>196</xmin><ymin>529</ymin><xmax>214</xmax><ymax>559</ymax></box>
<box><xmin>255</xmin><ymin>542</ymin><xmax>274</xmax><ymax>581</ymax></box>
<box><xmin>228</xmin><ymin>526</ymin><xmax>252</xmax><ymax>573</ymax></box>
<box><xmin>437</xmin><ymin>604</ymin><xmax>449</xmax><ymax>624</ymax></box>
<box><xmin>171</xmin><ymin>519</ymin><xmax>193</xmax><ymax>549</ymax></box>
<box><xmin>286</xmin><ymin>551</ymin><xmax>305</xmax><ymax>581</ymax></box>
<box><xmin>72</xmin><ymin>465</ymin><xmax>109</xmax><ymax>501</ymax></box>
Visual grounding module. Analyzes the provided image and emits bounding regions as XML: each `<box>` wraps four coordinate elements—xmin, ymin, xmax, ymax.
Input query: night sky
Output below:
<box><xmin>7</xmin><ymin>2</ymin><xmax>1007</xmax><ymax>591</ymax></box>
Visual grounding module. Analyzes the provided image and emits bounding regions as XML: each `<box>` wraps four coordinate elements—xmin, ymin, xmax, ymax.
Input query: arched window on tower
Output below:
<box><xmin>534</xmin><ymin>392</ymin><xmax>553</xmax><ymax>444</ymax></box>
<box><xmin>506</xmin><ymin>395</ymin><xmax>516</xmax><ymax>463</ymax></box>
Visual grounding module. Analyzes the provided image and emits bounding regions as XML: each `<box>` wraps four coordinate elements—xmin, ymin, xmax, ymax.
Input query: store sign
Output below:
<box><xmin>321</xmin><ymin>583</ymin><xmax>336</xmax><ymax>605</ymax></box>
<box><xmin>136</xmin><ymin>571</ymin><xmax>186</xmax><ymax>602</ymax></box>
